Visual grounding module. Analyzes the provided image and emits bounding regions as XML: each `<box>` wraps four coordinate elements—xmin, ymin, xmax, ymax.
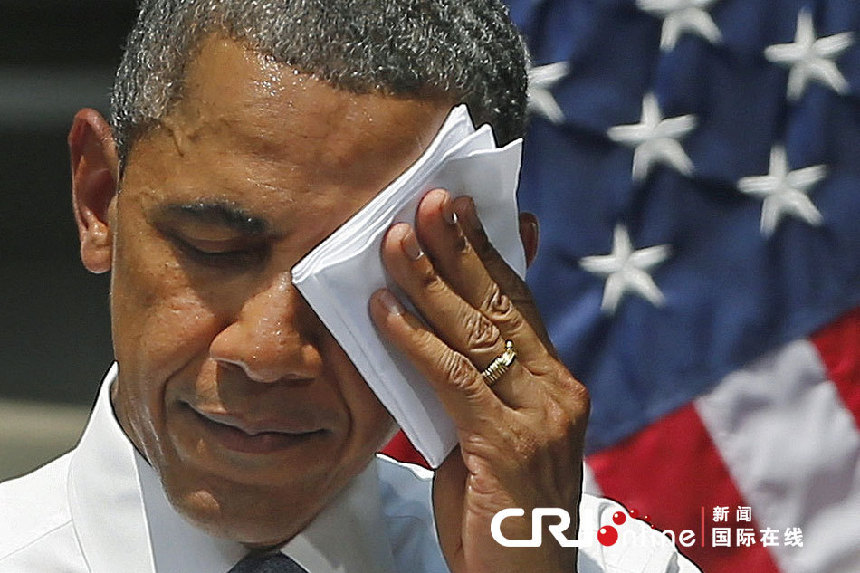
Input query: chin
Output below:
<box><xmin>156</xmin><ymin>428</ymin><xmax>386</xmax><ymax>543</ymax></box>
<box><xmin>167</xmin><ymin>482</ymin><xmax>321</xmax><ymax>547</ymax></box>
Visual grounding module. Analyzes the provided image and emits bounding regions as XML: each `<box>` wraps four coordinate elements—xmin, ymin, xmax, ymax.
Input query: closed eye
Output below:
<box><xmin>169</xmin><ymin>233</ymin><xmax>269</xmax><ymax>269</ymax></box>
<box><xmin>150</xmin><ymin>201</ymin><xmax>273</xmax><ymax>270</ymax></box>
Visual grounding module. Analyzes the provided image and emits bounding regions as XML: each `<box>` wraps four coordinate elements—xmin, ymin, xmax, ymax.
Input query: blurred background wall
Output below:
<box><xmin>0</xmin><ymin>0</ymin><xmax>137</xmax><ymax>480</ymax></box>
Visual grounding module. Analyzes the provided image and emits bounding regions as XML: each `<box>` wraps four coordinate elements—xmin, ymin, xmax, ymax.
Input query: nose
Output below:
<box><xmin>209</xmin><ymin>272</ymin><xmax>323</xmax><ymax>384</ymax></box>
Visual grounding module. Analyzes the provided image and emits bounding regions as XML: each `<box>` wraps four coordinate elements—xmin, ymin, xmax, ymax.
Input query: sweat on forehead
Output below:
<box><xmin>110</xmin><ymin>0</ymin><xmax>528</xmax><ymax>167</ymax></box>
<box><xmin>136</xmin><ymin>34</ymin><xmax>454</xmax><ymax>196</ymax></box>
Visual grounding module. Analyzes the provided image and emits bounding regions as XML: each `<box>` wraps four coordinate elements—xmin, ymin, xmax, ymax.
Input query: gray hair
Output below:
<box><xmin>110</xmin><ymin>0</ymin><xmax>529</xmax><ymax>167</ymax></box>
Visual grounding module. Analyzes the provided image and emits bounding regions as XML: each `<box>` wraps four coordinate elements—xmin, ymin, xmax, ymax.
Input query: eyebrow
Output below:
<box><xmin>157</xmin><ymin>201</ymin><xmax>269</xmax><ymax>235</ymax></box>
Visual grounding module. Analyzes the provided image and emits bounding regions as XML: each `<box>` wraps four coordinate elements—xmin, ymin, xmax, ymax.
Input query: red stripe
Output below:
<box><xmin>381</xmin><ymin>430</ymin><xmax>430</xmax><ymax>468</ymax></box>
<box><xmin>587</xmin><ymin>404</ymin><xmax>780</xmax><ymax>573</ymax></box>
<box><xmin>811</xmin><ymin>307</ymin><xmax>860</xmax><ymax>429</ymax></box>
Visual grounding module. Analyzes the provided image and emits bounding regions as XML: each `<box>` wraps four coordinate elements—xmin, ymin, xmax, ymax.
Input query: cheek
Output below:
<box><xmin>354</xmin><ymin>388</ymin><xmax>398</xmax><ymax>449</ymax></box>
<box><xmin>111</xmin><ymin>227</ymin><xmax>222</xmax><ymax>395</ymax></box>
<box><xmin>111</xmin><ymin>238</ymin><xmax>224</xmax><ymax>464</ymax></box>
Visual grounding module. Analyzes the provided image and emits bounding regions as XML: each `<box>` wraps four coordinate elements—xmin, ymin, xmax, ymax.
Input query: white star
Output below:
<box><xmin>737</xmin><ymin>145</ymin><xmax>827</xmax><ymax>237</ymax></box>
<box><xmin>527</xmin><ymin>61</ymin><xmax>569</xmax><ymax>123</ymax></box>
<box><xmin>764</xmin><ymin>9</ymin><xmax>855</xmax><ymax>101</ymax></box>
<box><xmin>607</xmin><ymin>92</ymin><xmax>697</xmax><ymax>181</ymax></box>
<box><xmin>580</xmin><ymin>225</ymin><xmax>672</xmax><ymax>315</ymax></box>
<box><xmin>637</xmin><ymin>0</ymin><xmax>722</xmax><ymax>51</ymax></box>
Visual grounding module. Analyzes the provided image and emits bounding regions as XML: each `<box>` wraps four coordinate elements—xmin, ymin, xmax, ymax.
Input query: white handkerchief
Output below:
<box><xmin>292</xmin><ymin>105</ymin><xmax>525</xmax><ymax>467</ymax></box>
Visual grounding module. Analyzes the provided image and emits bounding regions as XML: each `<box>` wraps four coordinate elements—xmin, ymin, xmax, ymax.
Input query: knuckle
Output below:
<box><xmin>463</xmin><ymin>312</ymin><xmax>500</xmax><ymax>351</ymax></box>
<box><xmin>563</xmin><ymin>378</ymin><xmax>591</xmax><ymax>420</ymax></box>
<box><xmin>417</xmin><ymin>263</ymin><xmax>446</xmax><ymax>293</ymax></box>
<box><xmin>483</xmin><ymin>287</ymin><xmax>526</xmax><ymax>333</ymax></box>
<box><xmin>549</xmin><ymin>387</ymin><xmax>590</xmax><ymax>451</ymax></box>
<box><xmin>487</xmin><ymin>286</ymin><xmax>512</xmax><ymax>315</ymax></box>
<box><xmin>544</xmin><ymin>400</ymin><xmax>575</xmax><ymax>443</ymax></box>
<box><xmin>538</xmin><ymin>365</ymin><xmax>590</xmax><ymax>426</ymax></box>
<box><xmin>416</xmin><ymin>328</ymin><xmax>441</xmax><ymax>356</ymax></box>
<box><xmin>545</xmin><ymin>398</ymin><xmax>572</xmax><ymax>428</ymax></box>
<box><xmin>524</xmin><ymin>401</ymin><xmax>584</xmax><ymax>469</ymax></box>
<box><xmin>441</xmin><ymin>352</ymin><xmax>480</xmax><ymax>393</ymax></box>
<box><xmin>482</xmin><ymin>285</ymin><xmax>509</xmax><ymax>317</ymax></box>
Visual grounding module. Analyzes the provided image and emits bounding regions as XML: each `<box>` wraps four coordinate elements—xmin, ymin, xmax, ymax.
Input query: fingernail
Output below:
<box><xmin>378</xmin><ymin>290</ymin><xmax>403</xmax><ymax>315</ymax></box>
<box><xmin>442</xmin><ymin>193</ymin><xmax>457</xmax><ymax>225</ymax></box>
<box><xmin>402</xmin><ymin>229</ymin><xmax>424</xmax><ymax>260</ymax></box>
<box><xmin>464</xmin><ymin>198</ymin><xmax>482</xmax><ymax>230</ymax></box>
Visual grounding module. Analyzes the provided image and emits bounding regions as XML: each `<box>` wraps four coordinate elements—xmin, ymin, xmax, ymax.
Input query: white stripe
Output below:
<box><xmin>582</xmin><ymin>461</ymin><xmax>603</xmax><ymax>497</ymax></box>
<box><xmin>695</xmin><ymin>339</ymin><xmax>860</xmax><ymax>573</ymax></box>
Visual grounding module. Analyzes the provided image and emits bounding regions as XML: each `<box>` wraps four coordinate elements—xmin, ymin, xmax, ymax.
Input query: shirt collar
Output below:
<box><xmin>281</xmin><ymin>459</ymin><xmax>396</xmax><ymax>573</ymax></box>
<box><xmin>68</xmin><ymin>363</ymin><xmax>397</xmax><ymax>573</ymax></box>
<box><xmin>67</xmin><ymin>362</ymin><xmax>157</xmax><ymax>572</ymax></box>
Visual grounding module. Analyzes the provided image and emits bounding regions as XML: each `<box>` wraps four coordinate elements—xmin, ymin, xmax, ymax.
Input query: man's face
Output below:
<box><xmin>107</xmin><ymin>36</ymin><xmax>451</xmax><ymax>545</ymax></box>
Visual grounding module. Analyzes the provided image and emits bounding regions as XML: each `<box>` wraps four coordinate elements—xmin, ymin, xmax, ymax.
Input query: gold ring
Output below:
<box><xmin>481</xmin><ymin>340</ymin><xmax>517</xmax><ymax>386</ymax></box>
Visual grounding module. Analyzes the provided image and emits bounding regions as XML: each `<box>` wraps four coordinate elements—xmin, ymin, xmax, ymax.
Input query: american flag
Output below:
<box><xmin>384</xmin><ymin>0</ymin><xmax>859</xmax><ymax>570</ymax></box>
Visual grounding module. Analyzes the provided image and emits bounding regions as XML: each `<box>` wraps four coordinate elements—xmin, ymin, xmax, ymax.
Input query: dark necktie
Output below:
<box><xmin>227</xmin><ymin>552</ymin><xmax>310</xmax><ymax>573</ymax></box>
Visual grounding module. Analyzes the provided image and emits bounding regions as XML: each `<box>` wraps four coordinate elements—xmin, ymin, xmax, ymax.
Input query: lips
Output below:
<box><xmin>186</xmin><ymin>403</ymin><xmax>326</xmax><ymax>454</ymax></box>
<box><xmin>196</xmin><ymin>409</ymin><xmax>322</xmax><ymax>435</ymax></box>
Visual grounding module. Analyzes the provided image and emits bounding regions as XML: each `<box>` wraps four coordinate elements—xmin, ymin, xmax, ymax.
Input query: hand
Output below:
<box><xmin>369</xmin><ymin>189</ymin><xmax>590</xmax><ymax>573</ymax></box>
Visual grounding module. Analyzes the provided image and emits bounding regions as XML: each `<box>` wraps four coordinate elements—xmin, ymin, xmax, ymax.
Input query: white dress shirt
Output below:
<box><xmin>0</xmin><ymin>365</ymin><xmax>699</xmax><ymax>572</ymax></box>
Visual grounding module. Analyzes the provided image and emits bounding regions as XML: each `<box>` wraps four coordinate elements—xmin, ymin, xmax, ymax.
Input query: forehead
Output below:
<box><xmin>162</xmin><ymin>35</ymin><xmax>450</xmax><ymax>188</ymax></box>
<box><xmin>121</xmin><ymin>35</ymin><xmax>452</xmax><ymax>235</ymax></box>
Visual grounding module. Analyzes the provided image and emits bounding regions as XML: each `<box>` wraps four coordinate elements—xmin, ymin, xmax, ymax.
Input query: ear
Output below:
<box><xmin>69</xmin><ymin>109</ymin><xmax>119</xmax><ymax>274</ymax></box>
<box><xmin>518</xmin><ymin>212</ymin><xmax>540</xmax><ymax>267</ymax></box>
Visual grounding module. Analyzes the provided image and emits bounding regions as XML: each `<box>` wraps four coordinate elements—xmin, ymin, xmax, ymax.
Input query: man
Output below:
<box><xmin>0</xmin><ymin>1</ymin><xmax>697</xmax><ymax>571</ymax></box>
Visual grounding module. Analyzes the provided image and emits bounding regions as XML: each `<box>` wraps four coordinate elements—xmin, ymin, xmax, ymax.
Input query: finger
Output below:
<box><xmin>381</xmin><ymin>222</ymin><xmax>504</xmax><ymax>368</ymax></box>
<box><xmin>414</xmin><ymin>189</ymin><xmax>552</xmax><ymax>359</ymax></box>
<box><xmin>453</xmin><ymin>195</ymin><xmax>556</xmax><ymax>353</ymax></box>
<box><xmin>369</xmin><ymin>288</ymin><xmax>507</xmax><ymax>434</ymax></box>
<box><xmin>381</xmin><ymin>223</ymin><xmax>535</xmax><ymax>404</ymax></box>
